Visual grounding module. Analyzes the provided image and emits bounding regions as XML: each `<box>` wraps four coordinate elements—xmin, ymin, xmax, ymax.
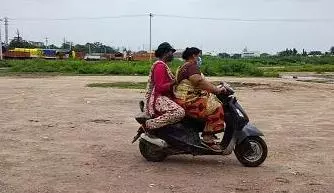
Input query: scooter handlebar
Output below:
<box><xmin>219</xmin><ymin>81</ymin><xmax>235</xmax><ymax>96</ymax></box>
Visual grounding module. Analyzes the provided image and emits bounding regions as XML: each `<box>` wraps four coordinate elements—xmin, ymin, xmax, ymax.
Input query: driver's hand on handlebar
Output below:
<box><xmin>214</xmin><ymin>86</ymin><xmax>227</xmax><ymax>94</ymax></box>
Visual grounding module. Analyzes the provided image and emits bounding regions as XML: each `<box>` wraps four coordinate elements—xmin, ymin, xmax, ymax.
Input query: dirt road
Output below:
<box><xmin>0</xmin><ymin>76</ymin><xmax>333</xmax><ymax>193</ymax></box>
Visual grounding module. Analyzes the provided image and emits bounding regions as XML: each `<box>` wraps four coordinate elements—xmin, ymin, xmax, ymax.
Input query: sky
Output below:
<box><xmin>1</xmin><ymin>0</ymin><xmax>334</xmax><ymax>54</ymax></box>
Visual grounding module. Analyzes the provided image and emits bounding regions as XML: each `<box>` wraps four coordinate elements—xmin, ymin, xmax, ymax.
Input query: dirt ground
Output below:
<box><xmin>0</xmin><ymin>76</ymin><xmax>333</xmax><ymax>193</ymax></box>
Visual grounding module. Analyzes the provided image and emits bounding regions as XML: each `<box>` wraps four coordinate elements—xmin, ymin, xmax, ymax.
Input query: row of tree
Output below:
<box><xmin>277</xmin><ymin>48</ymin><xmax>332</xmax><ymax>57</ymax></box>
<box><xmin>4</xmin><ymin>33</ymin><xmax>334</xmax><ymax>57</ymax></box>
<box><xmin>5</xmin><ymin>33</ymin><xmax>122</xmax><ymax>54</ymax></box>
<box><xmin>218</xmin><ymin>47</ymin><xmax>334</xmax><ymax>58</ymax></box>
<box><xmin>8</xmin><ymin>40</ymin><xmax>120</xmax><ymax>54</ymax></box>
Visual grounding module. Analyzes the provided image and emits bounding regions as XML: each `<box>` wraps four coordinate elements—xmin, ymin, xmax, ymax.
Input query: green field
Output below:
<box><xmin>1</xmin><ymin>55</ymin><xmax>334</xmax><ymax>77</ymax></box>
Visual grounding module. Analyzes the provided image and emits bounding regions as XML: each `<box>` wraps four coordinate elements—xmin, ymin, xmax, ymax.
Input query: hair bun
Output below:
<box><xmin>182</xmin><ymin>47</ymin><xmax>201</xmax><ymax>60</ymax></box>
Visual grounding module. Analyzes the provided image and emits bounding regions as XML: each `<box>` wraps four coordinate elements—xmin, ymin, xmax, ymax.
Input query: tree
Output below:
<box><xmin>278</xmin><ymin>49</ymin><xmax>289</xmax><ymax>57</ymax></box>
<box><xmin>302</xmin><ymin>49</ymin><xmax>307</xmax><ymax>56</ymax></box>
<box><xmin>278</xmin><ymin>48</ymin><xmax>298</xmax><ymax>57</ymax></box>
<box><xmin>231</xmin><ymin>54</ymin><xmax>241</xmax><ymax>59</ymax></box>
<box><xmin>8</xmin><ymin>39</ymin><xmax>34</xmax><ymax>49</ymax></box>
<box><xmin>218</xmin><ymin>52</ymin><xmax>230</xmax><ymax>58</ymax></box>
<box><xmin>308</xmin><ymin>51</ymin><xmax>322</xmax><ymax>56</ymax></box>
<box><xmin>72</xmin><ymin>42</ymin><xmax>116</xmax><ymax>54</ymax></box>
<box><xmin>260</xmin><ymin>53</ymin><xmax>270</xmax><ymax>57</ymax></box>
<box><xmin>60</xmin><ymin>41</ymin><xmax>73</xmax><ymax>50</ymax></box>
<box><xmin>292</xmin><ymin>48</ymin><xmax>298</xmax><ymax>55</ymax></box>
<box><xmin>330</xmin><ymin>46</ymin><xmax>334</xmax><ymax>55</ymax></box>
<box><xmin>48</xmin><ymin>44</ymin><xmax>59</xmax><ymax>49</ymax></box>
<box><xmin>73</xmin><ymin>44</ymin><xmax>88</xmax><ymax>53</ymax></box>
<box><xmin>8</xmin><ymin>29</ymin><xmax>35</xmax><ymax>49</ymax></box>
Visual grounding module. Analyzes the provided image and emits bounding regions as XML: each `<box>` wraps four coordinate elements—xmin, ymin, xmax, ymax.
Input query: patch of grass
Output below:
<box><xmin>263</xmin><ymin>71</ymin><xmax>280</xmax><ymax>78</ymax></box>
<box><xmin>5</xmin><ymin>58</ymin><xmax>265</xmax><ymax>77</ymax></box>
<box><xmin>0</xmin><ymin>71</ymin><xmax>62</xmax><ymax>77</ymax></box>
<box><xmin>261</xmin><ymin>64</ymin><xmax>334</xmax><ymax>75</ymax></box>
<box><xmin>0</xmin><ymin>60</ymin><xmax>11</xmax><ymax>68</ymax></box>
<box><xmin>3</xmin><ymin>55</ymin><xmax>334</xmax><ymax>77</ymax></box>
<box><xmin>87</xmin><ymin>82</ymin><xmax>147</xmax><ymax>89</ymax></box>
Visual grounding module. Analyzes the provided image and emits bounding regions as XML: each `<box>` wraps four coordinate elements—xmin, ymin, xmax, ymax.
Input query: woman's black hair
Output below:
<box><xmin>155</xmin><ymin>49</ymin><xmax>166</xmax><ymax>58</ymax></box>
<box><xmin>182</xmin><ymin>47</ymin><xmax>202</xmax><ymax>60</ymax></box>
<box><xmin>155</xmin><ymin>42</ymin><xmax>175</xmax><ymax>58</ymax></box>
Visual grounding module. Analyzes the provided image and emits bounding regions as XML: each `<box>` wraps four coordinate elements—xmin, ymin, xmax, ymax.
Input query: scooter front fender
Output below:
<box><xmin>235</xmin><ymin>123</ymin><xmax>264</xmax><ymax>144</ymax></box>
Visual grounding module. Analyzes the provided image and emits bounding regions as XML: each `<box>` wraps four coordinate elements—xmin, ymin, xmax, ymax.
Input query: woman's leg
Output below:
<box><xmin>201</xmin><ymin>106</ymin><xmax>225</xmax><ymax>150</ymax></box>
<box><xmin>146</xmin><ymin>96</ymin><xmax>185</xmax><ymax>129</ymax></box>
<box><xmin>176</xmin><ymin>96</ymin><xmax>224</xmax><ymax>151</ymax></box>
<box><xmin>177</xmin><ymin>95</ymin><xmax>224</xmax><ymax>134</ymax></box>
<box><xmin>203</xmin><ymin>106</ymin><xmax>225</xmax><ymax>134</ymax></box>
<box><xmin>203</xmin><ymin>94</ymin><xmax>225</xmax><ymax>134</ymax></box>
<box><xmin>201</xmin><ymin>95</ymin><xmax>225</xmax><ymax>151</ymax></box>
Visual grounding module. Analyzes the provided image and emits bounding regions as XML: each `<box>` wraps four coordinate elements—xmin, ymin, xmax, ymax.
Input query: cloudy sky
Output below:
<box><xmin>1</xmin><ymin>0</ymin><xmax>333</xmax><ymax>54</ymax></box>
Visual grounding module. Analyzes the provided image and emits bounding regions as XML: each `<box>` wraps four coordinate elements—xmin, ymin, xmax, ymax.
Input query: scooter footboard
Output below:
<box><xmin>235</xmin><ymin>123</ymin><xmax>264</xmax><ymax>144</ymax></box>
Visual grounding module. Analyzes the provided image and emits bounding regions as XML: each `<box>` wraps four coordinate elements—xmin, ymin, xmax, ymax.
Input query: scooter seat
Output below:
<box><xmin>135</xmin><ymin>112</ymin><xmax>151</xmax><ymax>124</ymax></box>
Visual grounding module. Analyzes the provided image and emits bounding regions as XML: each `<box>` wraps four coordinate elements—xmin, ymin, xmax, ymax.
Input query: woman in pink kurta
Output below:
<box><xmin>144</xmin><ymin>42</ymin><xmax>185</xmax><ymax>129</ymax></box>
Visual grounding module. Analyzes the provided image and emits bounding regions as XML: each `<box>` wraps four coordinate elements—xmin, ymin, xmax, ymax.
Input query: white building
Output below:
<box><xmin>28</xmin><ymin>41</ymin><xmax>45</xmax><ymax>47</ymax></box>
<box><xmin>241</xmin><ymin>47</ymin><xmax>260</xmax><ymax>58</ymax></box>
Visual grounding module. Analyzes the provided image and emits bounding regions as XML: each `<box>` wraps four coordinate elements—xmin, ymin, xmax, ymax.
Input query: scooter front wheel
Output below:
<box><xmin>139</xmin><ymin>139</ymin><xmax>167</xmax><ymax>162</ymax></box>
<box><xmin>234</xmin><ymin>136</ymin><xmax>267</xmax><ymax>167</ymax></box>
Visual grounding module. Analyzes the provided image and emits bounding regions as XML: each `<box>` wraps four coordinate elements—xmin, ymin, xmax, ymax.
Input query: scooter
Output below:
<box><xmin>132</xmin><ymin>82</ymin><xmax>267</xmax><ymax>167</ymax></box>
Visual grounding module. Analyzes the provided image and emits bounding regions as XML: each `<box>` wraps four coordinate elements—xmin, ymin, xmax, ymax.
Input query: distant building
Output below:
<box><xmin>29</xmin><ymin>41</ymin><xmax>45</xmax><ymax>47</ymax></box>
<box><xmin>241</xmin><ymin>47</ymin><xmax>260</xmax><ymax>58</ymax></box>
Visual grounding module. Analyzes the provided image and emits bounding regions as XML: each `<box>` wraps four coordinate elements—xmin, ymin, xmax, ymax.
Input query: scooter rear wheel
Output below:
<box><xmin>139</xmin><ymin>139</ymin><xmax>167</xmax><ymax>162</ymax></box>
<box><xmin>234</xmin><ymin>136</ymin><xmax>267</xmax><ymax>167</ymax></box>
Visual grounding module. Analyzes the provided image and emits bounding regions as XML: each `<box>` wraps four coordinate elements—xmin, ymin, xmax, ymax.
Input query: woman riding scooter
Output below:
<box><xmin>174</xmin><ymin>47</ymin><xmax>225</xmax><ymax>151</ymax></box>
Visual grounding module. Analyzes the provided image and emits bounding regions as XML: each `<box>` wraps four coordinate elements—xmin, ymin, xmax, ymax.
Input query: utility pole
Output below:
<box><xmin>45</xmin><ymin>37</ymin><xmax>48</xmax><ymax>49</ymax></box>
<box><xmin>63</xmin><ymin>37</ymin><xmax>66</xmax><ymax>49</ymax></box>
<box><xmin>16</xmin><ymin>29</ymin><xmax>21</xmax><ymax>41</ymax></box>
<box><xmin>149</xmin><ymin>13</ymin><xmax>153</xmax><ymax>61</ymax></box>
<box><xmin>0</xmin><ymin>19</ymin><xmax>3</xmax><ymax>60</ymax></box>
<box><xmin>4</xmin><ymin>17</ymin><xmax>8</xmax><ymax>46</ymax></box>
